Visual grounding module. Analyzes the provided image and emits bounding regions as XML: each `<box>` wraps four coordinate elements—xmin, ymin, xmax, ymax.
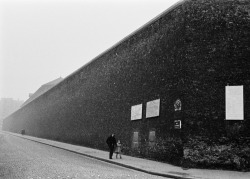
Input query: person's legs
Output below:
<box><xmin>109</xmin><ymin>146</ymin><xmax>114</xmax><ymax>159</ymax></box>
<box><xmin>109</xmin><ymin>150</ymin><xmax>112</xmax><ymax>159</ymax></box>
<box><xmin>109</xmin><ymin>147</ymin><xmax>112</xmax><ymax>159</ymax></box>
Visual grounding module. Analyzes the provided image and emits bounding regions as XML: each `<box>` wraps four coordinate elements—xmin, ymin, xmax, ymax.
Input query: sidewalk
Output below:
<box><xmin>4</xmin><ymin>131</ymin><xmax>250</xmax><ymax>179</ymax></box>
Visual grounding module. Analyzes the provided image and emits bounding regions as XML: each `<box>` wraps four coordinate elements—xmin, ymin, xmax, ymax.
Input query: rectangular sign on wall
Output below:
<box><xmin>226</xmin><ymin>85</ymin><xmax>244</xmax><ymax>120</ymax></box>
<box><xmin>146</xmin><ymin>99</ymin><xmax>160</xmax><ymax>118</ymax></box>
<box><xmin>174</xmin><ymin>120</ymin><xmax>182</xmax><ymax>129</ymax></box>
<box><xmin>131</xmin><ymin>104</ymin><xmax>142</xmax><ymax>120</ymax></box>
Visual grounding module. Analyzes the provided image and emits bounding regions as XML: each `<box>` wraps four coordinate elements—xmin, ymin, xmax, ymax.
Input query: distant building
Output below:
<box><xmin>0</xmin><ymin>98</ymin><xmax>23</xmax><ymax>129</ymax></box>
<box><xmin>0</xmin><ymin>77</ymin><xmax>63</xmax><ymax>129</ymax></box>
<box><xmin>21</xmin><ymin>77</ymin><xmax>63</xmax><ymax>107</ymax></box>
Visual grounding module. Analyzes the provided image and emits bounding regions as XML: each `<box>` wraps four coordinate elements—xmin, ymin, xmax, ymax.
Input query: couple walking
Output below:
<box><xmin>106</xmin><ymin>134</ymin><xmax>122</xmax><ymax>159</ymax></box>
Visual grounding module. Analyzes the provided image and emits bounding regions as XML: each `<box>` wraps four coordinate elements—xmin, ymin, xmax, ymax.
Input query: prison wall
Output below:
<box><xmin>3</xmin><ymin>0</ymin><xmax>250</xmax><ymax>155</ymax></box>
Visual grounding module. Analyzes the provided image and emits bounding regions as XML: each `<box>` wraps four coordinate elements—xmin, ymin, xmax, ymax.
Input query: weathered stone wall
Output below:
<box><xmin>3</xmin><ymin>0</ymin><xmax>250</xmax><ymax>153</ymax></box>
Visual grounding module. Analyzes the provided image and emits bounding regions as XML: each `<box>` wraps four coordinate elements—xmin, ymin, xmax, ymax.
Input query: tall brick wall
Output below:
<box><xmin>3</xmin><ymin>0</ymin><xmax>250</xmax><ymax>153</ymax></box>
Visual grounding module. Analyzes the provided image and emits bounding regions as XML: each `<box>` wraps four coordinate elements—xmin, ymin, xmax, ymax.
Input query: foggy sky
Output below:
<box><xmin>0</xmin><ymin>0</ymin><xmax>179</xmax><ymax>101</ymax></box>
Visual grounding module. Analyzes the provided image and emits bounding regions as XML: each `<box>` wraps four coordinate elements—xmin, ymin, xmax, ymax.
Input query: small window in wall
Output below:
<box><xmin>226</xmin><ymin>85</ymin><xmax>244</xmax><ymax>120</ymax></box>
<box><xmin>132</xmin><ymin>131</ymin><xmax>139</xmax><ymax>148</ymax></box>
<box><xmin>149</xmin><ymin>131</ymin><xmax>156</xmax><ymax>147</ymax></box>
<box><xmin>131</xmin><ymin>104</ymin><xmax>142</xmax><ymax>120</ymax></box>
<box><xmin>146</xmin><ymin>99</ymin><xmax>160</xmax><ymax>118</ymax></box>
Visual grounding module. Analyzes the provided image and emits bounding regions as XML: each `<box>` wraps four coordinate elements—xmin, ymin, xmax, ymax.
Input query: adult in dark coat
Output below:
<box><xmin>106</xmin><ymin>134</ymin><xmax>117</xmax><ymax>159</ymax></box>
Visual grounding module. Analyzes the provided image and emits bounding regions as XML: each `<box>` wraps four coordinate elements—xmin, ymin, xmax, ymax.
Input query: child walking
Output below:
<box><xmin>115</xmin><ymin>140</ymin><xmax>122</xmax><ymax>159</ymax></box>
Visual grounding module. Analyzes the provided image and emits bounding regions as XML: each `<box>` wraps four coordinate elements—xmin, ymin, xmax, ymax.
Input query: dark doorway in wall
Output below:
<box><xmin>132</xmin><ymin>131</ymin><xmax>139</xmax><ymax>148</ymax></box>
<box><xmin>149</xmin><ymin>130</ymin><xmax>156</xmax><ymax>147</ymax></box>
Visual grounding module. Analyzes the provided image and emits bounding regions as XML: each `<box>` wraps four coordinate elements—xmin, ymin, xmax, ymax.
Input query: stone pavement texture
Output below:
<box><xmin>4</xmin><ymin>131</ymin><xmax>250</xmax><ymax>179</ymax></box>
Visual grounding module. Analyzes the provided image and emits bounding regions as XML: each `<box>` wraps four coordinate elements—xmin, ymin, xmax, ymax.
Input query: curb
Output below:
<box><xmin>3</xmin><ymin>131</ymin><xmax>194</xmax><ymax>179</ymax></box>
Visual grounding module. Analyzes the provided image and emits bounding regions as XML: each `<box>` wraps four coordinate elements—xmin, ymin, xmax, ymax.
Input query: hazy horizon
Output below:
<box><xmin>0</xmin><ymin>0</ymin><xmax>180</xmax><ymax>101</ymax></box>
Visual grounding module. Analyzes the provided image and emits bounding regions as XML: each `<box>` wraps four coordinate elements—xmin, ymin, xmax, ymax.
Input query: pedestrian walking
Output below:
<box><xmin>115</xmin><ymin>140</ymin><xmax>122</xmax><ymax>159</ymax></box>
<box><xmin>106</xmin><ymin>134</ymin><xmax>117</xmax><ymax>159</ymax></box>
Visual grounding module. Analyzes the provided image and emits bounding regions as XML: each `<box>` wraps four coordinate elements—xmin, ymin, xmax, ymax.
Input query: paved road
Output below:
<box><xmin>0</xmin><ymin>132</ymin><xmax>167</xmax><ymax>179</ymax></box>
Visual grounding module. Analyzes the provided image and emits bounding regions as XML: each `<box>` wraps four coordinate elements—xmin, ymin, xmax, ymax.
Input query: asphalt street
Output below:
<box><xmin>0</xmin><ymin>132</ymin><xmax>167</xmax><ymax>179</ymax></box>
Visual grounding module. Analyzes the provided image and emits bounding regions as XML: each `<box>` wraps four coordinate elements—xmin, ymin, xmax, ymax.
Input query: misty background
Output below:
<box><xmin>0</xmin><ymin>0</ymin><xmax>179</xmax><ymax>127</ymax></box>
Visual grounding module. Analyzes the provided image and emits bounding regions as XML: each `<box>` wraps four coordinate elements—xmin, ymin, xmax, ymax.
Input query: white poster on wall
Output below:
<box><xmin>226</xmin><ymin>85</ymin><xmax>244</xmax><ymax>120</ymax></box>
<box><xmin>146</xmin><ymin>99</ymin><xmax>160</xmax><ymax>118</ymax></box>
<box><xmin>131</xmin><ymin>104</ymin><xmax>142</xmax><ymax>120</ymax></box>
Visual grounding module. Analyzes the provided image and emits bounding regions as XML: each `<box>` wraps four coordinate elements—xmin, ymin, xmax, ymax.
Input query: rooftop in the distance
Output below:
<box><xmin>21</xmin><ymin>77</ymin><xmax>63</xmax><ymax>107</ymax></box>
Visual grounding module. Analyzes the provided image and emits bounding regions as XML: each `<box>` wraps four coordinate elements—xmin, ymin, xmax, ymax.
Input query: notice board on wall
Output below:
<box><xmin>146</xmin><ymin>99</ymin><xmax>160</xmax><ymax>118</ymax></box>
<box><xmin>225</xmin><ymin>85</ymin><xmax>244</xmax><ymax>120</ymax></box>
<box><xmin>131</xmin><ymin>104</ymin><xmax>142</xmax><ymax>120</ymax></box>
